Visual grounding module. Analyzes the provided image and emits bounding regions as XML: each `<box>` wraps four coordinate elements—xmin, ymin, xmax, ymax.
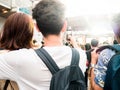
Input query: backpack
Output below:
<box><xmin>96</xmin><ymin>44</ymin><xmax>120</xmax><ymax>90</ymax></box>
<box><xmin>35</xmin><ymin>48</ymin><xmax>87</xmax><ymax>90</ymax></box>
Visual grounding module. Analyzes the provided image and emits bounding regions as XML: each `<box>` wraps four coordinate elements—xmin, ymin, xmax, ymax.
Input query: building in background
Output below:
<box><xmin>0</xmin><ymin>0</ymin><xmax>36</xmax><ymax>28</ymax></box>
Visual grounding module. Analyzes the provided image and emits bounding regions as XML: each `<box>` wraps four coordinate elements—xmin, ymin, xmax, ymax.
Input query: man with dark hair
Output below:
<box><xmin>91</xmin><ymin>39</ymin><xmax>99</xmax><ymax>49</ymax></box>
<box><xmin>0</xmin><ymin>0</ymin><xmax>87</xmax><ymax>90</ymax></box>
<box><xmin>32</xmin><ymin>0</ymin><xmax>87</xmax><ymax>89</ymax></box>
<box><xmin>85</xmin><ymin>39</ymin><xmax>98</xmax><ymax>88</ymax></box>
<box><xmin>32</xmin><ymin>0</ymin><xmax>66</xmax><ymax>37</ymax></box>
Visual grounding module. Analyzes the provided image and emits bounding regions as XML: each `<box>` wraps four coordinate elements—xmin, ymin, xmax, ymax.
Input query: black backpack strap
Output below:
<box><xmin>96</xmin><ymin>44</ymin><xmax>120</xmax><ymax>53</ymax></box>
<box><xmin>35</xmin><ymin>48</ymin><xmax>60</xmax><ymax>75</ymax></box>
<box><xmin>71</xmin><ymin>48</ymin><xmax>80</xmax><ymax>66</ymax></box>
<box><xmin>4</xmin><ymin>80</ymin><xmax>10</xmax><ymax>90</ymax></box>
<box><xmin>35</xmin><ymin>48</ymin><xmax>80</xmax><ymax>74</ymax></box>
<box><xmin>69</xmin><ymin>49</ymin><xmax>85</xmax><ymax>86</ymax></box>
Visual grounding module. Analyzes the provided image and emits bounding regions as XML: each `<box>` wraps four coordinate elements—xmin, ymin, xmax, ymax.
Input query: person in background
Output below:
<box><xmin>91</xmin><ymin>39</ymin><xmax>99</xmax><ymax>49</ymax></box>
<box><xmin>102</xmin><ymin>41</ymin><xmax>109</xmax><ymax>45</ymax></box>
<box><xmin>66</xmin><ymin>35</ymin><xmax>80</xmax><ymax>48</ymax></box>
<box><xmin>0</xmin><ymin>0</ymin><xmax>87</xmax><ymax>90</ymax></box>
<box><xmin>113</xmin><ymin>39</ymin><xmax>118</xmax><ymax>44</ymax></box>
<box><xmin>80</xmin><ymin>44</ymin><xmax>85</xmax><ymax>50</ymax></box>
<box><xmin>86</xmin><ymin>39</ymin><xmax>99</xmax><ymax>65</ymax></box>
<box><xmin>84</xmin><ymin>43</ymin><xmax>92</xmax><ymax>87</ymax></box>
<box><xmin>0</xmin><ymin>12</ymin><xmax>35</xmax><ymax>90</ymax></box>
<box><xmin>85</xmin><ymin>43</ymin><xmax>91</xmax><ymax>51</ymax></box>
<box><xmin>85</xmin><ymin>39</ymin><xmax>99</xmax><ymax>89</ymax></box>
<box><xmin>86</xmin><ymin>39</ymin><xmax>99</xmax><ymax>67</ymax></box>
<box><xmin>90</xmin><ymin>13</ymin><xmax>120</xmax><ymax>90</ymax></box>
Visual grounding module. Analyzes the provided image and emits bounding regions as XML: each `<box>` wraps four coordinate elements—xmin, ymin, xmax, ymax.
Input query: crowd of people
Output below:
<box><xmin>0</xmin><ymin>0</ymin><xmax>119</xmax><ymax>90</ymax></box>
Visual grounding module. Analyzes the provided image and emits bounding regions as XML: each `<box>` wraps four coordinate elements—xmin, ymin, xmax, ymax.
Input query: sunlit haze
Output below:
<box><xmin>64</xmin><ymin>0</ymin><xmax>120</xmax><ymax>17</ymax></box>
<box><xmin>60</xmin><ymin>0</ymin><xmax>120</xmax><ymax>36</ymax></box>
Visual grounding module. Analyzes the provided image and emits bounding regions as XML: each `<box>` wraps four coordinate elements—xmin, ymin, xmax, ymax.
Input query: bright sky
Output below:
<box><xmin>63</xmin><ymin>0</ymin><xmax>120</xmax><ymax>17</ymax></box>
<box><xmin>60</xmin><ymin>0</ymin><xmax>120</xmax><ymax>35</ymax></box>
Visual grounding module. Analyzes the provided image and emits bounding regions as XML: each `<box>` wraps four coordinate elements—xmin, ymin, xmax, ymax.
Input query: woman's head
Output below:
<box><xmin>0</xmin><ymin>13</ymin><xmax>34</xmax><ymax>50</ymax></box>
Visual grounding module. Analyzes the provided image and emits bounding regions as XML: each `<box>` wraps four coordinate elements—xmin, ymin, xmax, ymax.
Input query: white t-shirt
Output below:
<box><xmin>0</xmin><ymin>46</ymin><xmax>86</xmax><ymax>90</ymax></box>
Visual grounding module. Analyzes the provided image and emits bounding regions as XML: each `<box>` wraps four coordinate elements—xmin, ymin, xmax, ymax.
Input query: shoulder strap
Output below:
<box><xmin>35</xmin><ymin>48</ymin><xmax>80</xmax><ymax>75</ymax></box>
<box><xmin>96</xmin><ymin>44</ymin><xmax>120</xmax><ymax>53</ymax></box>
<box><xmin>4</xmin><ymin>80</ymin><xmax>10</xmax><ymax>90</ymax></box>
<box><xmin>69</xmin><ymin>48</ymin><xmax>82</xmax><ymax>83</ymax></box>
<box><xmin>35</xmin><ymin>48</ymin><xmax>60</xmax><ymax>75</ymax></box>
<box><xmin>71</xmin><ymin>48</ymin><xmax>80</xmax><ymax>66</ymax></box>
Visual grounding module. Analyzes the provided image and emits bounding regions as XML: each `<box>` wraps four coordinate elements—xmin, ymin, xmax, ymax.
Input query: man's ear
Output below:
<box><xmin>61</xmin><ymin>21</ymin><xmax>67</xmax><ymax>32</ymax></box>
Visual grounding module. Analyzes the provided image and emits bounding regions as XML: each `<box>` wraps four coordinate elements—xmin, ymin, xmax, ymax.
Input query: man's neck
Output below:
<box><xmin>43</xmin><ymin>35</ymin><xmax>63</xmax><ymax>47</ymax></box>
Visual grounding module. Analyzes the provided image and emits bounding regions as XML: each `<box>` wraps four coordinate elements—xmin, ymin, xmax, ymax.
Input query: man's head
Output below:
<box><xmin>91</xmin><ymin>39</ymin><xmax>99</xmax><ymax>48</ymax></box>
<box><xmin>32</xmin><ymin>0</ymin><xmax>66</xmax><ymax>37</ymax></box>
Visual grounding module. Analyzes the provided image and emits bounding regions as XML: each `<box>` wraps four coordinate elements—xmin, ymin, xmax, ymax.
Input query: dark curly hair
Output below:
<box><xmin>32</xmin><ymin>0</ymin><xmax>66</xmax><ymax>37</ymax></box>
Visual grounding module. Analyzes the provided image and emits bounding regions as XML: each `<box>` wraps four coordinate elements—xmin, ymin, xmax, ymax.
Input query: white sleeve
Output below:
<box><xmin>0</xmin><ymin>55</ymin><xmax>17</xmax><ymax>80</ymax></box>
<box><xmin>76</xmin><ymin>48</ymin><xmax>87</xmax><ymax>74</ymax></box>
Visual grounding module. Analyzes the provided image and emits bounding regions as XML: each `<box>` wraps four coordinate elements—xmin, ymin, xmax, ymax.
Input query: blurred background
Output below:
<box><xmin>0</xmin><ymin>0</ymin><xmax>120</xmax><ymax>46</ymax></box>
